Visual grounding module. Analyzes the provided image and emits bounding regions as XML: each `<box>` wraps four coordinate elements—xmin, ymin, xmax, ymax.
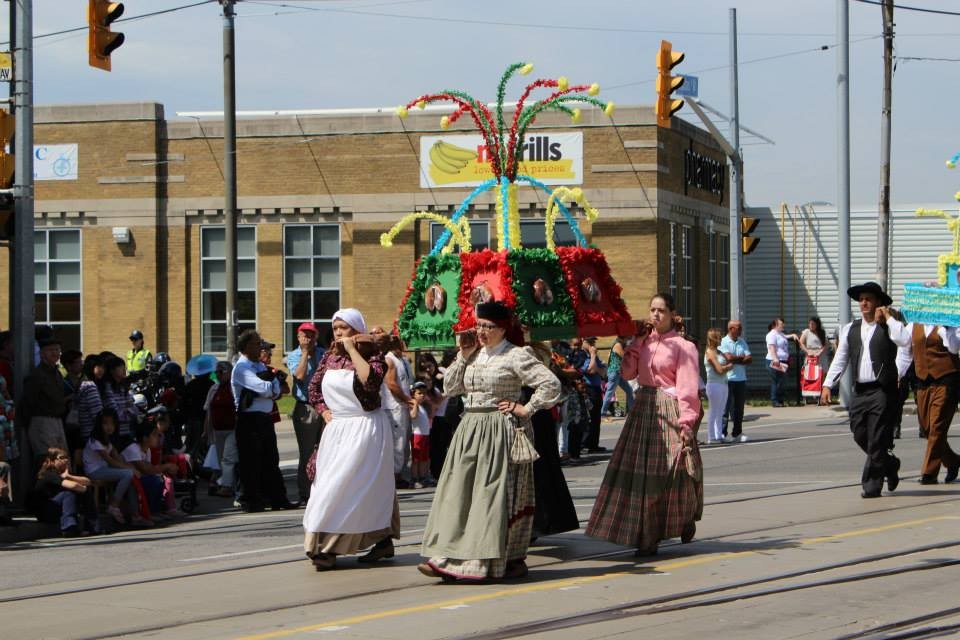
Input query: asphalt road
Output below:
<box><xmin>3</xmin><ymin>404</ymin><xmax>960</xmax><ymax>640</ymax></box>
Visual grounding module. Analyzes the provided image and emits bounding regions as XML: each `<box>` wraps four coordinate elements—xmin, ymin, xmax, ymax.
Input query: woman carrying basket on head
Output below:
<box><xmin>418</xmin><ymin>301</ymin><xmax>561</xmax><ymax>582</ymax></box>
<box><xmin>585</xmin><ymin>292</ymin><xmax>703</xmax><ymax>556</ymax></box>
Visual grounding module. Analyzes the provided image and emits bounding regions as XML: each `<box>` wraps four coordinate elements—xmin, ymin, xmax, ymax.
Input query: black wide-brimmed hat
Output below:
<box><xmin>847</xmin><ymin>281</ymin><xmax>892</xmax><ymax>307</ymax></box>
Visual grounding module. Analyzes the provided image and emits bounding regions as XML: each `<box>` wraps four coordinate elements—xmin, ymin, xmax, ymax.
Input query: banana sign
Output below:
<box><xmin>419</xmin><ymin>133</ymin><xmax>583</xmax><ymax>188</ymax></box>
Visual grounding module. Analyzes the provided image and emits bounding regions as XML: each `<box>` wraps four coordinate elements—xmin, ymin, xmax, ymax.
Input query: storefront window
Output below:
<box><xmin>710</xmin><ymin>232</ymin><xmax>730</xmax><ymax>326</ymax></box>
<box><xmin>518</xmin><ymin>219</ymin><xmax>575</xmax><ymax>249</ymax></box>
<box><xmin>283</xmin><ymin>224</ymin><xmax>341</xmax><ymax>352</ymax></box>
<box><xmin>34</xmin><ymin>229</ymin><xmax>82</xmax><ymax>351</ymax></box>
<box><xmin>681</xmin><ymin>225</ymin><xmax>694</xmax><ymax>333</ymax></box>
<box><xmin>201</xmin><ymin>226</ymin><xmax>257</xmax><ymax>353</ymax></box>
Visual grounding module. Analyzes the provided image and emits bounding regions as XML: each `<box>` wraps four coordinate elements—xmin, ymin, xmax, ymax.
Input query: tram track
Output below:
<box><xmin>3</xmin><ymin>488</ymin><xmax>957</xmax><ymax>607</ymax></box>
<box><xmin>450</xmin><ymin>543</ymin><xmax>960</xmax><ymax>640</ymax></box>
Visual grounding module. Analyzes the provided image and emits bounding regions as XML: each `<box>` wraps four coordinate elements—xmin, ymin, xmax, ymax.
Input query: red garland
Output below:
<box><xmin>555</xmin><ymin>246</ymin><xmax>633</xmax><ymax>335</ymax></box>
<box><xmin>454</xmin><ymin>250</ymin><xmax>519</xmax><ymax>332</ymax></box>
<box><xmin>506</xmin><ymin>79</ymin><xmax>558</xmax><ymax>178</ymax></box>
<box><xmin>406</xmin><ymin>93</ymin><xmax>503</xmax><ymax>178</ymax></box>
<box><xmin>394</xmin><ymin>257</ymin><xmax>422</xmax><ymax>336</ymax></box>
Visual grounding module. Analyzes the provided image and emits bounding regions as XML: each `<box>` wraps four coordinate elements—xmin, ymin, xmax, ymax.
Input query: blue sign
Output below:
<box><xmin>676</xmin><ymin>75</ymin><xmax>699</xmax><ymax>98</ymax></box>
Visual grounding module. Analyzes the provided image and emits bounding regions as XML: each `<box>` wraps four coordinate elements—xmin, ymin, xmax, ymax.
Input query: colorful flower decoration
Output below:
<box><xmin>385</xmin><ymin>63</ymin><xmax>632</xmax><ymax>347</ymax></box>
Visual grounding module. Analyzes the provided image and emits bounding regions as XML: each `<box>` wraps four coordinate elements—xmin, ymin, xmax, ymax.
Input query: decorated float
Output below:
<box><xmin>381</xmin><ymin>63</ymin><xmax>635</xmax><ymax>348</ymax></box>
<box><xmin>901</xmin><ymin>152</ymin><xmax>960</xmax><ymax>326</ymax></box>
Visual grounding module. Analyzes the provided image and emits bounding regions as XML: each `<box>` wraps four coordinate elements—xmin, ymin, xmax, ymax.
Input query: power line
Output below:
<box><xmin>0</xmin><ymin>1</ymin><xmax>216</xmax><ymax>46</ymax></box>
<box><xmin>853</xmin><ymin>0</ymin><xmax>960</xmax><ymax>17</ymax></box>
<box><xmin>604</xmin><ymin>35</ymin><xmax>882</xmax><ymax>92</ymax></box>
<box><xmin>241</xmin><ymin>0</ymin><xmax>890</xmax><ymax>37</ymax></box>
<box><xmin>898</xmin><ymin>55</ymin><xmax>960</xmax><ymax>61</ymax></box>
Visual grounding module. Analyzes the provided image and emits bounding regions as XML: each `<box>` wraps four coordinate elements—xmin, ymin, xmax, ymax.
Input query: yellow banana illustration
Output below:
<box><xmin>429</xmin><ymin>143</ymin><xmax>466</xmax><ymax>175</ymax></box>
<box><xmin>435</xmin><ymin>140</ymin><xmax>478</xmax><ymax>162</ymax></box>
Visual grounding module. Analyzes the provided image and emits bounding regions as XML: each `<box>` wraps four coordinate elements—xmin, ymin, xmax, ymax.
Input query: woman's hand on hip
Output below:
<box><xmin>321</xmin><ymin>410</ymin><xmax>333</xmax><ymax>423</ymax></box>
<box><xmin>497</xmin><ymin>399</ymin><xmax>529</xmax><ymax>419</ymax></box>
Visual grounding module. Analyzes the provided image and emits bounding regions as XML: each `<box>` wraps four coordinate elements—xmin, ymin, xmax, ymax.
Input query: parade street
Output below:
<box><xmin>2</xmin><ymin>404</ymin><xmax>959</xmax><ymax>640</ymax></box>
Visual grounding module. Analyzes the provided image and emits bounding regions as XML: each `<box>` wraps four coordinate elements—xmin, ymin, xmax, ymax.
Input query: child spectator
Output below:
<box><xmin>83</xmin><ymin>409</ymin><xmax>150</xmax><ymax>527</ymax></box>
<box><xmin>122</xmin><ymin>422</ymin><xmax>186</xmax><ymax>520</ymax></box>
<box><xmin>75</xmin><ymin>354</ymin><xmax>104</xmax><ymax>467</ymax></box>
<box><xmin>203</xmin><ymin>361</ymin><xmax>237</xmax><ymax>498</ymax></box>
<box><xmin>30</xmin><ymin>447</ymin><xmax>98</xmax><ymax>536</ymax></box>
<box><xmin>149</xmin><ymin>406</ymin><xmax>190</xmax><ymax>478</ymax></box>
<box><xmin>99</xmin><ymin>356</ymin><xmax>139</xmax><ymax>441</ymax></box>
<box><xmin>409</xmin><ymin>381</ymin><xmax>432</xmax><ymax>489</ymax></box>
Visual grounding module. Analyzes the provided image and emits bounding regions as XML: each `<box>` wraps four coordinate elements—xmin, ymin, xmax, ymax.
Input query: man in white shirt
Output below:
<box><xmin>821</xmin><ymin>282</ymin><xmax>902</xmax><ymax>498</ymax></box>
<box><xmin>232</xmin><ymin>329</ymin><xmax>295</xmax><ymax>513</ymax></box>
<box><xmin>881</xmin><ymin>309</ymin><xmax>960</xmax><ymax>484</ymax></box>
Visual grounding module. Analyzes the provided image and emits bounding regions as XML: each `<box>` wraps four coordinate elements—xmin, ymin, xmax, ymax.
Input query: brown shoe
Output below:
<box><xmin>681</xmin><ymin>522</ymin><xmax>696</xmax><ymax>544</ymax></box>
<box><xmin>417</xmin><ymin>562</ymin><xmax>441</xmax><ymax>578</ymax></box>
<box><xmin>358</xmin><ymin>539</ymin><xmax>394</xmax><ymax>564</ymax></box>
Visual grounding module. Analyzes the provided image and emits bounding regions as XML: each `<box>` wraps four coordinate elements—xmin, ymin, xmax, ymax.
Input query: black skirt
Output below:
<box><xmin>531</xmin><ymin>408</ymin><xmax>580</xmax><ymax>536</ymax></box>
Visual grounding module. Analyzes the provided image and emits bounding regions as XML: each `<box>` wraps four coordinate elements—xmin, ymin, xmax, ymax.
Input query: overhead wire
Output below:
<box><xmin>853</xmin><ymin>0</ymin><xmax>960</xmax><ymax>17</ymax></box>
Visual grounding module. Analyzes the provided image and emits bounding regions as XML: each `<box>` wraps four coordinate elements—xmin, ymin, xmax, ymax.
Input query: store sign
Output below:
<box><xmin>420</xmin><ymin>132</ymin><xmax>583</xmax><ymax>188</ymax></box>
<box><xmin>34</xmin><ymin>144</ymin><xmax>78</xmax><ymax>181</ymax></box>
<box><xmin>684</xmin><ymin>149</ymin><xmax>723</xmax><ymax>202</ymax></box>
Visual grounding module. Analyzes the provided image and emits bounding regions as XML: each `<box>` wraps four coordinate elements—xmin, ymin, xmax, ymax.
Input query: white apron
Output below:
<box><xmin>302</xmin><ymin>369</ymin><xmax>394</xmax><ymax>534</ymax></box>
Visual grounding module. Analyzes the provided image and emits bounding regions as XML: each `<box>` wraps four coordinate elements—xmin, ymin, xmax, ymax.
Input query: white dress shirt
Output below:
<box><xmin>885</xmin><ymin>317</ymin><xmax>960</xmax><ymax>354</ymax></box>
<box><xmin>823</xmin><ymin>320</ymin><xmax>901</xmax><ymax>388</ymax></box>
<box><xmin>231</xmin><ymin>355</ymin><xmax>280</xmax><ymax>413</ymax></box>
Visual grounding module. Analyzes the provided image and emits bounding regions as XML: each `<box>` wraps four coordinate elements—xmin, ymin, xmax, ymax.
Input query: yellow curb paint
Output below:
<box><xmin>236</xmin><ymin>514</ymin><xmax>959</xmax><ymax>640</ymax></box>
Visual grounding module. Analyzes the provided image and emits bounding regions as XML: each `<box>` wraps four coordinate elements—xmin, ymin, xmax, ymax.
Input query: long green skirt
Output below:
<box><xmin>421</xmin><ymin>409</ymin><xmax>535</xmax><ymax>580</ymax></box>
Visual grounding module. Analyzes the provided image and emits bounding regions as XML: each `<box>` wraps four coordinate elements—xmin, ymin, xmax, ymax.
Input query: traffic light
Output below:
<box><xmin>741</xmin><ymin>216</ymin><xmax>759</xmax><ymax>254</ymax></box>
<box><xmin>88</xmin><ymin>1</ymin><xmax>124</xmax><ymax>72</ymax></box>
<box><xmin>655</xmin><ymin>39</ymin><xmax>685</xmax><ymax>128</ymax></box>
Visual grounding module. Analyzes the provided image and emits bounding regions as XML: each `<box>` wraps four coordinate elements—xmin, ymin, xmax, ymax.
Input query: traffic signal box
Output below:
<box><xmin>655</xmin><ymin>40</ymin><xmax>685</xmax><ymax>128</ymax></box>
<box><xmin>88</xmin><ymin>1</ymin><xmax>124</xmax><ymax>71</ymax></box>
<box><xmin>741</xmin><ymin>216</ymin><xmax>759</xmax><ymax>254</ymax></box>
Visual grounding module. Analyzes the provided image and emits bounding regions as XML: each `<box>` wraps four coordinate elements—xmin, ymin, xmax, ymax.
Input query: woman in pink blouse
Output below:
<box><xmin>586</xmin><ymin>292</ymin><xmax>703</xmax><ymax>556</ymax></box>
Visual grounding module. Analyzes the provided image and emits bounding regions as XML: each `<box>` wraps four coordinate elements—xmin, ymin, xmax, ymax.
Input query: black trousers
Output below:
<box><xmin>235</xmin><ymin>411</ymin><xmax>289</xmax><ymax>507</ymax></box>
<box><xmin>582</xmin><ymin>386</ymin><xmax>603</xmax><ymax>450</ymax></box>
<box><xmin>849</xmin><ymin>386</ymin><xmax>899</xmax><ymax>494</ymax></box>
<box><xmin>723</xmin><ymin>380</ymin><xmax>747</xmax><ymax>438</ymax></box>
<box><xmin>292</xmin><ymin>401</ymin><xmax>323</xmax><ymax>501</ymax></box>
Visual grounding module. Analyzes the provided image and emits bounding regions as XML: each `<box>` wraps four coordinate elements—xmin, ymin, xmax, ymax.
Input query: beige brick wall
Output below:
<box><xmin>0</xmin><ymin>104</ymin><xmax>727</xmax><ymax>363</ymax></box>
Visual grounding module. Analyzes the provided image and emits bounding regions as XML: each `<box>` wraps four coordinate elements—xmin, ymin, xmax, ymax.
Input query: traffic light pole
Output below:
<box><xmin>728</xmin><ymin>7</ymin><xmax>743</xmax><ymax>323</ymax></box>
<box><xmin>222</xmin><ymin>0</ymin><xmax>239</xmax><ymax>361</ymax></box>
<box><xmin>12</xmin><ymin>0</ymin><xmax>33</xmax><ymax>394</ymax></box>
<box><xmin>837</xmin><ymin>0</ymin><xmax>852</xmax><ymax>408</ymax></box>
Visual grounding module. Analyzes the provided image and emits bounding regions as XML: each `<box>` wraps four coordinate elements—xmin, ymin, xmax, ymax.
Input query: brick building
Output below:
<box><xmin>0</xmin><ymin>102</ymin><xmax>730</xmax><ymax>361</ymax></box>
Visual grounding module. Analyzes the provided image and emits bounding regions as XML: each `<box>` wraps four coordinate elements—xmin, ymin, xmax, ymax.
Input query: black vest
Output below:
<box><xmin>847</xmin><ymin>319</ymin><xmax>897</xmax><ymax>389</ymax></box>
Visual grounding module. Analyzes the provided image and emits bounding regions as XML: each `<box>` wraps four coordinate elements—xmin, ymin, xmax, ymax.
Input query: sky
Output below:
<box><xmin>9</xmin><ymin>0</ymin><xmax>960</xmax><ymax>209</ymax></box>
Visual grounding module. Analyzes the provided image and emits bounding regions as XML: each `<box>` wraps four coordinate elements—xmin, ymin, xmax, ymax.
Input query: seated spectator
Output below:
<box><xmin>99</xmin><ymin>355</ymin><xmax>140</xmax><ymax>442</ymax></box>
<box><xmin>121</xmin><ymin>422</ymin><xmax>186</xmax><ymax>520</ymax></box>
<box><xmin>75</xmin><ymin>354</ymin><xmax>105</xmax><ymax>468</ymax></box>
<box><xmin>29</xmin><ymin>447</ymin><xmax>98</xmax><ymax>536</ymax></box>
<box><xmin>82</xmin><ymin>409</ymin><xmax>150</xmax><ymax>527</ymax></box>
<box><xmin>0</xmin><ymin>376</ymin><xmax>18</xmax><ymax>526</ymax></box>
<box><xmin>149</xmin><ymin>407</ymin><xmax>190</xmax><ymax>478</ymax></box>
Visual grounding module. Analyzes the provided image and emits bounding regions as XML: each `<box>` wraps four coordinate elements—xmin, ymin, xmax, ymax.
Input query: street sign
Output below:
<box><xmin>676</xmin><ymin>74</ymin><xmax>698</xmax><ymax>98</ymax></box>
<box><xmin>0</xmin><ymin>53</ymin><xmax>10</xmax><ymax>82</ymax></box>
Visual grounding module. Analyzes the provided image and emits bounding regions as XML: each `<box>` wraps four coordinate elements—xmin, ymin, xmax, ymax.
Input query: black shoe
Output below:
<box><xmin>919</xmin><ymin>430</ymin><xmax>929</xmax><ymax>439</ymax></box>
<box><xmin>241</xmin><ymin>503</ymin><xmax>265</xmax><ymax>513</ymax></box>
<box><xmin>61</xmin><ymin>525</ymin><xmax>82</xmax><ymax>538</ymax></box>
<box><xmin>587</xmin><ymin>447</ymin><xmax>608</xmax><ymax>454</ymax></box>
<box><xmin>918</xmin><ymin>474</ymin><xmax>938</xmax><ymax>485</ymax></box>
<box><xmin>681</xmin><ymin>522</ymin><xmax>696</xmax><ymax>544</ymax></box>
<box><xmin>357</xmin><ymin>538</ymin><xmax>394</xmax><ymax>564</ymax></box>
<box><xmin>271</xmin><ymin>501</ymin><xmax>299</xmax><ymax>511</ymax></box>
<box><xmin>887</xmin><ymin>457</ymin><xmax>900</xmax><ymax>492</ymax></box>
<box><xmin>945</xmin><ymin>464</ymin><xmax>959</xmax><ymax>484</ymax></box>
<box><xmin>634</xmin><ymin>543</ymin><xmax>659</xmax><ymax>557</ymax></box>
<box><xmin>861</xmin><ymin>490</ymin><xmax>882</xmax><ymax>499</ymax></box>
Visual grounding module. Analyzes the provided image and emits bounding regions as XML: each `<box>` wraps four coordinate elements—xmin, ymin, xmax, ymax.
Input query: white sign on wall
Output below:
<box><xmin>34</xmin><ymin>144</ymin><xmax>78</xmax><ymax>181</ymax></box>
<box><xmin>419</xmin><ymin>132</ymin><xmax>583</xmax><ymax>189</ymax></box>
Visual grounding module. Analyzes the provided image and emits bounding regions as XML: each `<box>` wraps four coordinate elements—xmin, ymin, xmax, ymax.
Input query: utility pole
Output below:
<box><xmin>728</xmin><ymin>7</ymin><xmax>744</xmax><ymax>322</ymax></box>
<box><xmin>837</xmin><ymin>0</ymin><xmax>852</xmax><ymax>407</ymax></box>
<box><xmin>221</xmin><ymin>0</ymin><xmax>238</xmax><ymax>360</ymax></box>
<box><xmin>12</xmin><ymin>1</ymin><xmax>33</xmax><ymax>396</ymax></box>
<box><xmin>876</xmin><ymin>0</ymin><xmax>894</xmax><ymax>290</ymax></box>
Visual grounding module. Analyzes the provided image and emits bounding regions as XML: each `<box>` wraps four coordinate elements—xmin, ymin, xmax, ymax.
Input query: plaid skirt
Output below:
<box><xmin>585</xmin><ymin>386</ymin><xmax>703</xmax><ymax>549</ymax></box>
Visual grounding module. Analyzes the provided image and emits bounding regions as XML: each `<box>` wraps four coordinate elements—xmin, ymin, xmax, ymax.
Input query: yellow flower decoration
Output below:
<box><xmin>588</xmin><ymin>83</ymin><xmax>600</xmax><ymax>96</ymax></box>
<box><xmin>416</xmin><ymin>100</ymin><xmax>426</xmax><ymax>110</ymax></box>
<box><xmin>396</xmin><ymin>105</ymin><xmax>409</xmax><ymax>119</ymax></box>
<box><xmin>603</xmin><ymin>102</ymin><xmax>616</xmax><ymax>117</ymax></box>
<box><xmin>557</xmin><ymin>76</ymin><xmax>569</xmax><ymax>91</ymax></box>
<box><xmin>544</xmin><ymin>187</ymin><xmax>600</xmax><ymax>251</ymax></box>
<box><xmin>380</xmin><ymin>212</ymin><xmax>471</xmax><ymax>254</ymax></box>
<box><xmin>520</xmin><ymin>63</ymin><xmax>534</xmax><ymax>75</ymax></box>
<box><xmin>440</xmin><ymin>116</ymin><xmax>450</xmax><ymax>130</ymax></box>
<box><xmin>570</xmin><ymin>108</ymin><xmax>582</xmax><ymax>124</ymax></box>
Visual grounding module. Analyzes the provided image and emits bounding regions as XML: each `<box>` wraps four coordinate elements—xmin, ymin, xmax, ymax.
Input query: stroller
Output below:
<box><xmin>144</xmin><ymin>405</ymin><xmax>200</xmax><ymax>514</ymax></box>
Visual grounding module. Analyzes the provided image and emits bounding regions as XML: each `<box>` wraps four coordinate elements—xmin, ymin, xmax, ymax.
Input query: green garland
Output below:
<box><xmin>507</xmin><ymin>248</ymin><xmax>576</xmax><ymax>339</ymax></box>
<box><xmin>397</xmin><ymin>253</ymin><xmax>462</xmax><ymax>348</ymax></box>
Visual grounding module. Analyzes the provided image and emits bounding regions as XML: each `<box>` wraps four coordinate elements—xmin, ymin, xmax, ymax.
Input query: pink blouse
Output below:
<box><xmin>621</xmin><ymin>329</ymin><xmax>701</xmax><ymax>428</ymax></box>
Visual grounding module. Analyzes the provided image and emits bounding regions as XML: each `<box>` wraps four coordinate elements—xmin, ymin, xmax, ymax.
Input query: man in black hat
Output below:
<box><xmin>21</xmin><ymin>335</ymin><xmax>69</xmax><ymax>463</ymax></box>
<box><xmin>821</xmin><ymin>281</ymin><xmax>902</xmax><ymax>498</ymax></box>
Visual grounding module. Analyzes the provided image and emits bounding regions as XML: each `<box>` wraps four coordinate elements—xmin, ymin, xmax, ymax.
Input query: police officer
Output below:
<box><xmin>126</xmin><ymin>330</ymin><xmax>152</xmax><ymax>373</ymax></box>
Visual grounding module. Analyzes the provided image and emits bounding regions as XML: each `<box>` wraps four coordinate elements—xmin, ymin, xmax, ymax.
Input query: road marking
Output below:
<box><xmin>233</xmin><ymin>515</ymin><xmax>960</xmax><ymax>640</ymax></box>
<box><xmin>440</xmin><ymin>604</ymin><xmax>470</xmax><ymax>610</ymax></box>
<box><xmin>179</xmin><ymin>529</ymin><xmax>426</xmax><ymax>562</ymax></box>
